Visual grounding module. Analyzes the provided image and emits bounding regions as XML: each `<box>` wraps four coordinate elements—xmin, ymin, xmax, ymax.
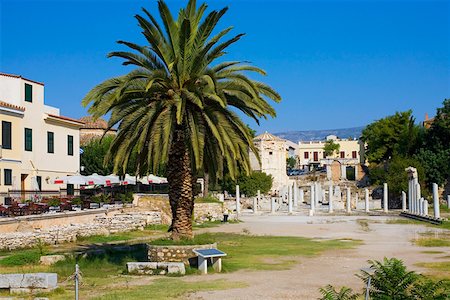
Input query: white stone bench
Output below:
<box><xmin>126</xmin><ymin>262</ymin><xmax>185</xmax><ymax>275</ymax></box>
<box><xmin>0</xmin><ymin>273</ymin><xmax>57</xmax><ymax>293</ymax></box>
<box><xmin>193</xmin><ymin>248</ymin><xmax>227</xmax><ymax>275</ymax></box>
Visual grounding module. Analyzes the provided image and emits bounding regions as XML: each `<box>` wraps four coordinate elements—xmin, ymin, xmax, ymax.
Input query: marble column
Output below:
<box><xmin>293</xmin><ymin>182</ymin><xmax>298</xmax><ymax>207</ymax></box>
<box><xmin>383</xmin><ymin>183</ymin><xmax>388</xmax><ymax>213</ymax></box>
<box><xmin>355</xmin><ymin>192</ymin><xmax>359</xmax><ymax>210</ymax></box>
<box><xmin>328</xmin><ymin>184</ymin><xmax>333</xmax><ymax>213</ymax></box>
<box><xmin>365</xmin><ymin>188</ymin><xmax>370</xmax><ymax>213</ymax></box>
<box><xmin>447</xmin><ymin>195</ymin><xmax>450</xmax><ymax>209</ymax></box>
<box><xmin>271</xmin><ymin>197</ymin><xmax>276</xmax><ymax>213</ymax></box>
<box><xmin>346</xmin><ymin>187</ymin><xmax>351</xmax><ymax>213</ymax></box>
<box><xmin>419</xmin><ymin>198</ymin><xmax>424</xmax><ymax>216</ymax></box>
<box><xmin>424</xmin><ymin>199</ymin><xmax>429</xmax><ymax>216</ymax></box>
<box><xmin>299</xmin><ymin>189</ymin><xmax>304</xmax><ymax>204</ymax></box>
<box><xmin>401</xmin><ymin>191</ymin><xmax>407</xmax><ymax>212</ymax></box>
<box><xmin>310</xmin><ymin>184</ymin><xmax>315</xmax><ymax>213</ymax></box>
<box><xmin>288</xmin><ymin>184</ymin><xmax>293</xmax><ymax>213</ymax></box>
<box><xmin>415</xmin><ymin>183</ymin><xmax>421</xmax><ymax>215</ymax></box>
<box><xmin>257</xmin><ymin>190</ymin><xmax>261</xmax><ymax>204</ymax></box>
<box><xmin>341</xmin><ymin>165</ymin><xmax>347</xmax><ymax>180</ymax></box>
<box><xmin>408</xmin><ymin>179</ymin><xmax>412</xmax><ymax>213</ymax></box>
<box><xmin>236</xmin><ymin>185</ymin><xmax>240</xmax><ymax>214</ymax></box>
<box><xmin>253</xmin><ymin>197</ymin><xmax>258</xmax><ymax>214</ymax></box>
<box><xmin>432</xmin><ymin>183</ymin><xmax>440</xmax><ymax>219</ymax></box>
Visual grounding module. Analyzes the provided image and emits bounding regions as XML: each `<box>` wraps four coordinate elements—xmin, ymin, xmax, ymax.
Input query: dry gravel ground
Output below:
<box><xmin>186</xmin><ymin>214</ymin><xmax>449</xmax><ymax>300</ymax></box>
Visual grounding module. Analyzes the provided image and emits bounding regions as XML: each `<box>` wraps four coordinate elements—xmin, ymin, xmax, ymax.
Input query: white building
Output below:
<box><xmin>0</xmin><ymin>72</ymin><xmax>84</xmax><ymax>194</ymax></box>
<box><xmin>250</xmin><ymin>132</ymin><xmax>289</xmax><ymax>193</ymax></box>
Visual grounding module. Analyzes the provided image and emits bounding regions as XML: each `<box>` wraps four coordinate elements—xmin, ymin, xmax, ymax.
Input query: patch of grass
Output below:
<box><xmin>150</xmin><ymin>233</ymin><xmax>216</xmax><ymax>245</ymax></box>
<box><xmin>193</xmin><ymin>220</ymin><xmax>223</xmax><ymax>229</ymax></box>
<box><xmin>92</xmin><ymin>278</ymin><xmax>246</xmax><ymax>300</ymax></box>
<box><xmin>77</xmin><ymin>234</ymin><xmax>136</xmax><ymax>244</ymax></box>
<box><xmin>0</xmin><ymin>249</ymin><xmax>42</xmax><ymax>266</ymax></box>
<box><xmin>144</xmin><ymin>224</ymin><xmax>170</xmax><ymax>231</ymax></box>
<box><xmin>421</xmin><ymin>250</ymin><xmax>445</xmax><ymax>254</ymax></box>
<box><xmin>387</xmin><ymin>218</ymin><xmax>450</xmax><ymax>230</ymax></box>
<box><xmin>413</xmin><ymin>238</ymin><xmax>450</xmax><ymax>247</ymax></box>
<box><xmin>195</xmin><ymin>196</ymin><xmax>223</xmax><ymax>203</ymax></box>
<box><xmin>416</xmin><ymin>261</ymin><xmax>450</xmax><ymax>282</ymax></box>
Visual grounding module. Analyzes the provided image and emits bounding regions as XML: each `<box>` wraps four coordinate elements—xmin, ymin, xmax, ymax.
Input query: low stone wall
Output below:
<box><xmin>193</xmin><ymin>203</ymin><xmax>223</xmax><ymax>222</ymax></box>
<box><xmin>148</xmin><ymin>243</ymin><xmax>217</xmax><ymax>265</ymax></box>
<box><xmin>0</xmin><ymin>211</ymin><xmax>161</xmax><ymax>250</ymax></box>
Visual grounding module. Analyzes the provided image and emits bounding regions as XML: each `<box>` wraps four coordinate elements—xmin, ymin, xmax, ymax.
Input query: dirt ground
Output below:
<box><xmin>185</xmin><ymin>214</ymin><xmax>449</xmax><ymax>300</ymax></box>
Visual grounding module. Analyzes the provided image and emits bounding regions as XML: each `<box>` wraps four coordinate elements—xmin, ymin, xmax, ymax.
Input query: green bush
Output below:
<box><xmin>318</xmin><ymin>285</ymin><xmax>358</xmax><ymax>300</ymax></box>
<box><xmin>221</xmin><ymin>172</ymin><xmax>273</xmax><ymax>197</ymax></box>
<box><xmin>47</xmin><ymin>198</ymin><xmax>61</xmax><ymax>207</ymax></box>
<box><xmin>0</xmin><ymin>249</ymin><xmax>42</xmax><ymax>266</ymax></box>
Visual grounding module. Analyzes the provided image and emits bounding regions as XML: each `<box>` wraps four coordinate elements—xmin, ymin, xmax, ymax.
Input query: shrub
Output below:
<box><xmin>318</xmin><ymin>285</ymin><xmax>358</xmax><ymax>300</ymax></box>
<box><xmin>0</xmin><ymin>249</ymin><xmax>42</xmax><ymax>266</ymax></box>
<box><xmin>48</xmin><ymin>198</ymin><xmax>61</xmax><ymax>207</ymax></box>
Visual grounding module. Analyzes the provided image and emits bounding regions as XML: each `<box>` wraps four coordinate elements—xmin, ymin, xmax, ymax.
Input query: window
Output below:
<box><xmin>340</xmin><ymin>151</ymin><xmax>345</xmax><ymax>158</ymax></box>
<box><xmin>24</xmin><ymin>128</ymin><xmax>32</xmax><ymax>151</ymax></box>
<box><xmin>4</xmin><ymin>169</ymin><xmax>12</xmax><ymax>185</ymax></box>
<box><xmin>36</xmin><ymin>176</ymin><xmax>42</xmax><ymax>190</ymax></box>
<box><xmin>352</xmin><ymin>151</ymin><xmax>357</xmax><ymax>159</ymax></box>
<box><xmin>313</xmin><ymin>151</ymin><xmax>318</xmax><ymax>161</ymax></box>
<box><xmin>323</xmin><ymin>152</ymin><xmax>326</xmax><ymax>158</ymax></box>
<box><xmin>1</xmin><ymin>121</ymin><xmax>12</xmax><ymax>150</ymax></box>
<box><xmin>25</xmin><ymin>83</ymin><xmax>33</xmax><ymax>102</ymax></box>
<box><xmin>67</xmin><ymin>135</ymin><xmax>74</xmax><ymax>156</ymax></box>
<box><xmin>47</xmin><ymin>132</ymin><xmax>54</xmax><ymax>153</ymax></box>
<box><xmin>304</xmin><ymin>152</ymin><xmax>309</xmax><ymax>159</ymax></box>
<box><xmin>269</xmin><ymin>151</ymin><xmax>273</xmax><ymax>155</ymax></box>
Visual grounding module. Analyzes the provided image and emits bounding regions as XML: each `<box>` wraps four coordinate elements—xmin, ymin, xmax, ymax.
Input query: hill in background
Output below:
<box><xmin>274</xmin><ymin>126</ymin><xmax>365</xmax><ymax>143</ymax></box>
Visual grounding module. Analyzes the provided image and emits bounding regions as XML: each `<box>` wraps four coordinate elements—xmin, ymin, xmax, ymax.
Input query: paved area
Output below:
<box><xmin>187</xmin><ymin>213</ymin><xmax>449</xmax><ymax>299</ymax></box>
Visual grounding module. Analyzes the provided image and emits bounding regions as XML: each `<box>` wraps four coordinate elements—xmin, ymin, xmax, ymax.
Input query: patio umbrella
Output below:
<box><xmin>122</xmin><ymin>174</ymin><xmax>136</xmax><ymax>185</ymax></box>
<box><xmin>85</xmin><ymin>173</ymin><xmax>107</xmax><ymax>185</ymax></box>
<box><xmin>141</xmin><ymin>174</ymin><xmax>168</xmax><ymax>184</ymax></box>
<box><xmin>30</xmin><ymin>176</ymin><xmax>40</xmax><ymax>202</ymax></box>
<box><xmin>53</xmin><ymin>175</ymin><xmax>88</xmax><ymax>185</ymax></box>
<box><xmin>104</xmin><ymin>174</ymin><xmax>120</xmax><ymax>186</ymax></box>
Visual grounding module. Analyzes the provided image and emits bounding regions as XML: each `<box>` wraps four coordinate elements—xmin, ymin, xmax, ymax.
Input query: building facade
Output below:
<box><xmin>0</xmin><ymin>73</ymin><xmax>83</xmax><ymax>194</ymax></box>
<box><xmin>250</xmin><ymin>132</ymin><xmax>289</xmax><ymax>193</ymax></box>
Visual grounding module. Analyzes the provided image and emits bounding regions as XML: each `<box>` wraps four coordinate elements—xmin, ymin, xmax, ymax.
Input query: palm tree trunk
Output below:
<box><xmin>203</xmin><ymin>171</ymin><xmax>209</xmax><ymax>197</ymax></box>
<box><xmin>167</xmin><ymin>129</ymin><xmax>194</xmax><ymax>240</ymax></box>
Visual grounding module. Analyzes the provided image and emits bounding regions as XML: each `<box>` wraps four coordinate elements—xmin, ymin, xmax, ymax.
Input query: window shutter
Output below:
<box><xmin>25</xmin><ymin>83</ymin><xmax>33</xmax><ymax>102</ymax></box>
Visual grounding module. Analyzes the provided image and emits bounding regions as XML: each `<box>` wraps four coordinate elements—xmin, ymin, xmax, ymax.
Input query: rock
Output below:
<box><xmin>127</xmin><ymin>262</ymin><xmax>158</xmax><ymax>274</ymax></box>
<box><xmin>40</xmin><ymin>255</ymin><xmax>65</xmax><ymax>266</ymax></box>
<box><xmin>167</xmin><ymin>263</ymin><xmax>185</xmax><ymax>275</ymax></box>
<box><xmin>0</xmin><ymin>273</ymin><xmax>57</xmax><ymax>289</ymax></box>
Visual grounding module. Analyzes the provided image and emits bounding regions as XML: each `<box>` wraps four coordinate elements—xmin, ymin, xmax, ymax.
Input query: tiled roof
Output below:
<box><xmin>254</xmin><ymin>131</ymin><xmax>284</xmax><ymax>142</ymax></box>
<box><xmin>47</xmin><ymin>114</ymin><xmax>85</xmax><ymax>125</ymax></box>
<box><xmin>0</xmin><ymin>72</ymin><xmax>44</xmax><ymax>86</ymax></box>
<box><xmin>0</xmin><ymin>100</ymin><xmax>26</xmax><ymax>112</ymax></box>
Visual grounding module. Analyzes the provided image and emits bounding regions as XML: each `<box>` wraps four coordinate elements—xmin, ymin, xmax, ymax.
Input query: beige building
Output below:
<box><xmin>0</xmin><ymin>72</ymin><xmax>83</xmax><ymax>194</ymax></box>
<box><xmin>250</xmin><ymin>132</ymin><xmax>289</xmax><ymax>193</ymax></box>
<box><xmin>79</xmin><ymin>116</ymin><xmax>117</xmax><ymax>145</ymax></box>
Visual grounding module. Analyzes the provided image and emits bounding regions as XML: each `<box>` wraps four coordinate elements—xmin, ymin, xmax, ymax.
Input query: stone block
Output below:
<box><xmin>0</xmin><ymin>273</ymin><xmax>57</xmax><ymax>289</ymax></box>
<box><xmin>40</xmin><ymin>255</ymin><xmax>65</xmax><ymax>266</ymax></box>
<box><xmin>127</xmin><ymin>262</ymin><xmax>158</xmax><ymax>274</ymax></box>
<box><xmin>0</xmin><ymin>274</ymin><xmax>23</xmax><ymax>288</ymax></box>
<box><xmin>167</xmin><ymin>263</ymin><xmax>185</xmax><ymax>275</ymax></box>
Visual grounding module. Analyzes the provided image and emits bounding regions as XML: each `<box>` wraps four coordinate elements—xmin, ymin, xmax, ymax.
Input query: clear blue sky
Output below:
<box><xmin>1</xmin><ymin>0</ymin><xmax>449</xmax><ymax>133</ymax></box>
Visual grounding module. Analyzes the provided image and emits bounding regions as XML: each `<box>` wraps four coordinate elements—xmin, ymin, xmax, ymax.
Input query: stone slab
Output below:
<box><xmin>40</xmin><ymin>255</ymin><xmax>65</xmax><ymax>266</ymax></box>
<box><xmin>0</xmin><ymin>273</ymin><xmax>57</xmax><ymax>289</ymax></box>
<box><xmin>127</xmin><ymin>262</ymin><xmax>185</xmax><ymax>275</ymax></box>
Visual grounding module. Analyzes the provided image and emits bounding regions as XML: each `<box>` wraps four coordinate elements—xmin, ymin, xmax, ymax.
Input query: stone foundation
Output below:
<box><xmin>0</xmin><ymin>211</ymin><xmax>161</xmax><ymax>250</ymax></box>
<box><xmin>148</xmin><ymin>243</ymin><xmax>217</xmax><ymax>265</ymax></box>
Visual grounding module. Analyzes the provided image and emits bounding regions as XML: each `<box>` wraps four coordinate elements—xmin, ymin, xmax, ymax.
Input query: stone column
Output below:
<box><xmin>355</xmin><ymin>192</ymin><xmax>359</xmax><ymax>210</ymax></box>
<box><xmin>365</xmin><ymin>188</ymin><xmax>370</xmax><ymax>212</ymax></box>
<box><xmin>328</xmin><ymin>184</ymin><xmax>333</xmax><ymax>213</ymax></box>
<box><xmin>326</xmin><ymin>165</ymin><xmax>332</xmax><ymax>180</ymax></box>
<box><xmin>310</xmin><ymin>184</ymin><xmax>315</xmax><ymax>214</ymax></box>
<box><xmin>257</xmin><ymin>190</ymin><xmax>261</xmax><ymax>204</ymax></box>
<box><xmin>341</xmin><ymin>165</ymin><xmax>347</xmax><ymax>180</ymax></box>
<box><xmin>271</xmin><ymin>197</ymin><xmax>276</xmax><ymax>213</ymax></box>
<box><xmin>447</xmin><ymin>195</ymin><xmax>450</xmax><ymax>209</ymax></box>
<box><xmin>383</xmin><ymin>183</ymin><xmax>388</xmax><ymax>213</ymax></box>
<box><xmin>415</xmin><ymin>183</ymin><xmax>421</xmax><ymax>215</ymax></box>
<box><xmin>293</xmin><ymin>181</ymin><xmax>298</xmax><ymax>207</ymax></box>
<box><xmin>401</xmin><ymin>191</ymin><xmax>407</xmax><ymax>212</ymax></box>
<box><xmin>354</xmin><ymin>166</ymin><xmax>359</xmax><ymax>181</ymax></box>
<box><xmin>346</xmin><ymin>187</ymin><xmax>351</xmax><ymax>213</ymax></box>
<box><xmin>253</xmin><ymin>197</ymin><xmax>258</xmax><ymax>214</ymax></box>
<box><xmin>419</xmin><ymin>198</ymin><xmax>424</xmax><ymax>216</ymax></box>
<box><xmin>299</xmin><ymin>189</ymin><xmax>304</xmax><ymax>204</ymax></box>
<box><xmin>432</xmin><ymin>183</ymin><xmax>440</xmax><ymax>219</ymax></box>
<box><xmin>236</xmin><ymin>185</ymin><xmax>240</xmax><ymax>214</ymax></box>
<box><xmin>288</xmin><ymin>185</ymin><xmax>293</xmax><ymax>214</ymax></box>
<box><xmin>407</xmin><ymin>179</ymin><xmax>412</xmax><ymax>213</ymax></box>
<box><xmin>424</xmin><ymin>199</ymin><xmax>429</xmax><ymax>216</ymax></box>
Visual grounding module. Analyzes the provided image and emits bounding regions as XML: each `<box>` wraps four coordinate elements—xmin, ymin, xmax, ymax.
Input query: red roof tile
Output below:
<box><xmin>47</xmin><ymin>114</ymin><xmax>85</xmax><ymax>125</ymax></box>
<box><xmin>0</xmin><ymin>100</ymin><xmax>26</xmax><ymax>112</ymax></box>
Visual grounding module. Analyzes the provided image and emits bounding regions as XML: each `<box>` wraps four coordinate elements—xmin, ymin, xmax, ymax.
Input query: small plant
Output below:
<box><xmin>48</xmin><ymin>198</ymin><xmax>61</xmax><ymax>207</ymax></box>
<box><xmin>71</xmin><ymin>197</ymin><xmax>82</xmax><ymax>206</ymax></box>
<box><xmin>318</xmin><ymin>285</ymin><xmax>358</xmax><ymax>300</ymax></box>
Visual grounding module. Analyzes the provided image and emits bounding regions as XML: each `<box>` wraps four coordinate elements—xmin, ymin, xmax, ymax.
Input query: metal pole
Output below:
<box><xmin>365</xmin><ymin>276</ymin><xmax>371</xmax><ymax>300</ymax></box>
<box><xmin>75</xmin><ymin>263</ymin><xmax>79</xmax><ymax>300</ymax></box>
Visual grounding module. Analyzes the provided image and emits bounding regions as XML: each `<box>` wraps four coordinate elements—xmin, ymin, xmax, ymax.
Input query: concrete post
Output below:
<box><xmin>432</xmin><ymin>183</ymin><xmax>440</xmax><ymax>219</ymax></box>
<box><xmin>346</xmin><ymin>187</ymin><xmax>351</xmax><ymax>213</ymax></box>
<box><xmin>271</xmin><ymin>197</ymin><xmax>276</xmax><ymax>213</ymax></box>
<box><xmin>299</xmin><ymin>188</ymin><xmax>304</xmax><ymax>204</ymax></box>
<box><xmin>383</xmin><ymin>183</ymin><xmax>388</xmax><ymax>213</ymax></box>
<box><xmin>424</xmin><ymin>199</ymin><xmax>429</xmax><ymax>216</ymax></box>
<box><xmin>401</xmin><ymin>191</ymin><xmax>407</xmax><ymax>212</ymax></box>
<box><xmin>236</xmin><ymin>185</ymin><xmax>240</xmax><ymax>214</ymax></box>
<box><xmin>293</xmin><ymin>181</ymin><xmax>298</xmax><ymax>207</ymax></box>
<box><xmin>365</xmin><ymin>188</ymin><xmax>370</xmax><ymax>212</ymax></box>
<box><xmin>328</xmin><ymin>184</ymin><xmax>333</xmax><ymax>213</ymax></box>
<box><xmin>253</xmin><ymin>197</ymin><xmax>258</xmax><ymax>214</ymax></box>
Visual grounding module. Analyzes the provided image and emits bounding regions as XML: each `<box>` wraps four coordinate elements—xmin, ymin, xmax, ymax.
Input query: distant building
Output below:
<box><xmin>423</xmin><ymin>113</ymin><xmax>434</xmax><ymax>129</ymax></box>
<box><xmin>0</xmin><ymin>72</ymin><xmax>83</xmax><ymax>194</ymax></box>
<box><xmin>297</xmin><ymin>135</ymin><xmax>365</xmax><ymax>181</ymax></box>
<box><xmin>250</xmin><ymin>132</ymin><xmax>289</xmax><ymax>192</ymax></box>
<box><xmin>79</xmin><ymin>116</ymin><xmax>117</xmax><ymax>145</ymax></box>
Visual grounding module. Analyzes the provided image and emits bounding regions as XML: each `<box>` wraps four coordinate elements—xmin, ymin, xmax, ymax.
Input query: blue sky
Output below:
<box><xmin>1</xmin><ymin>0</ymin><xmax>449</xmax><ymax>133</ymax></box>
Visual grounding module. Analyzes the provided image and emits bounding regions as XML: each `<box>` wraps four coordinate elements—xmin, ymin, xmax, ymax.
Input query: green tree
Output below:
<box><xmin>221</xmin><ymin>171</ymin><xmax>273</xmax><ymax>196</ymax></box>
<box><xmin>82</xmin><ymin>0</ymin><xmax>280</xmax><ymax>239</ymax></box>
<box><xmin>286</xmin><ymin>156</ymin><xmax>296</xmax><ymax>169</ymax></box>
<box><xmin>361</xmin><ymin>110</ymin><xmax>420</xmax><ymax>164</ymax></box>
<box><xmin>80</xmin><ymin>136</ymin><xmax>115</xmax><ymax>175</ymax></box>
<box><xmin>323</xmin><ymin>139</ymin><xmax>340</xmax><ymax>157</ymax></box>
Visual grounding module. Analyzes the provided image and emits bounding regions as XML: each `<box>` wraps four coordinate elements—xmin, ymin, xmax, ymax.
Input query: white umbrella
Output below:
<box><xmin>30</xmin><ymin>176</ymin><xmax>40</xmax><ymax>202</ymax></box>
<box><xmin>54</xmin><ymin>175</ymin><xmax>88</xmax><ymax>185</ymax></box>
<box><xmin>141</xmin><ymin>174</ymin><xmax>168</xmax><ymax>184</ymax></box>
<box><xmin>85</xmin><ymin>173</ymin><xmax>107</xmax><ymax>185</ymax></box>
<box><xmin>104</xmin><ymin>174</ymin><xmax>120</xmax><ymax>186</ymax></box>
<box><xmin>122</xmin><ymin>174</ymin><xmax>136</xmax><ymax>185</ymax></box>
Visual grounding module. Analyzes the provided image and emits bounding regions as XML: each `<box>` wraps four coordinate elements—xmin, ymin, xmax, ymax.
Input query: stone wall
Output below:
<box><xmin>148</xmin><ymin>243</ymin><xmax>217</xmax><ymax>265</ymax></box>
<box><xmin>0</xmin><ymin>211</ymin><xmax>161</xmax><ymax>250</ymax></box>
<box><xmin>193</xmin><ymin>203</ymin><xmax>223</xmax><ymax>222</ymax></box>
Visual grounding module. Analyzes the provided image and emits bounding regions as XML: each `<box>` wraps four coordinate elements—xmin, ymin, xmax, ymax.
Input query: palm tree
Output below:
<box><xmin>82</xmin><ymin>0</ymin><xmax>280</xmax><ymax>239</ymax></box>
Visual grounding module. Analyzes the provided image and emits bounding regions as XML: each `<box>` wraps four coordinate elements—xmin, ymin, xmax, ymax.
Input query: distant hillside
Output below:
<box><xmin>274</xmin><ymin>126</ymin><xmax>365</xmax><ymax>143</ymax></box>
